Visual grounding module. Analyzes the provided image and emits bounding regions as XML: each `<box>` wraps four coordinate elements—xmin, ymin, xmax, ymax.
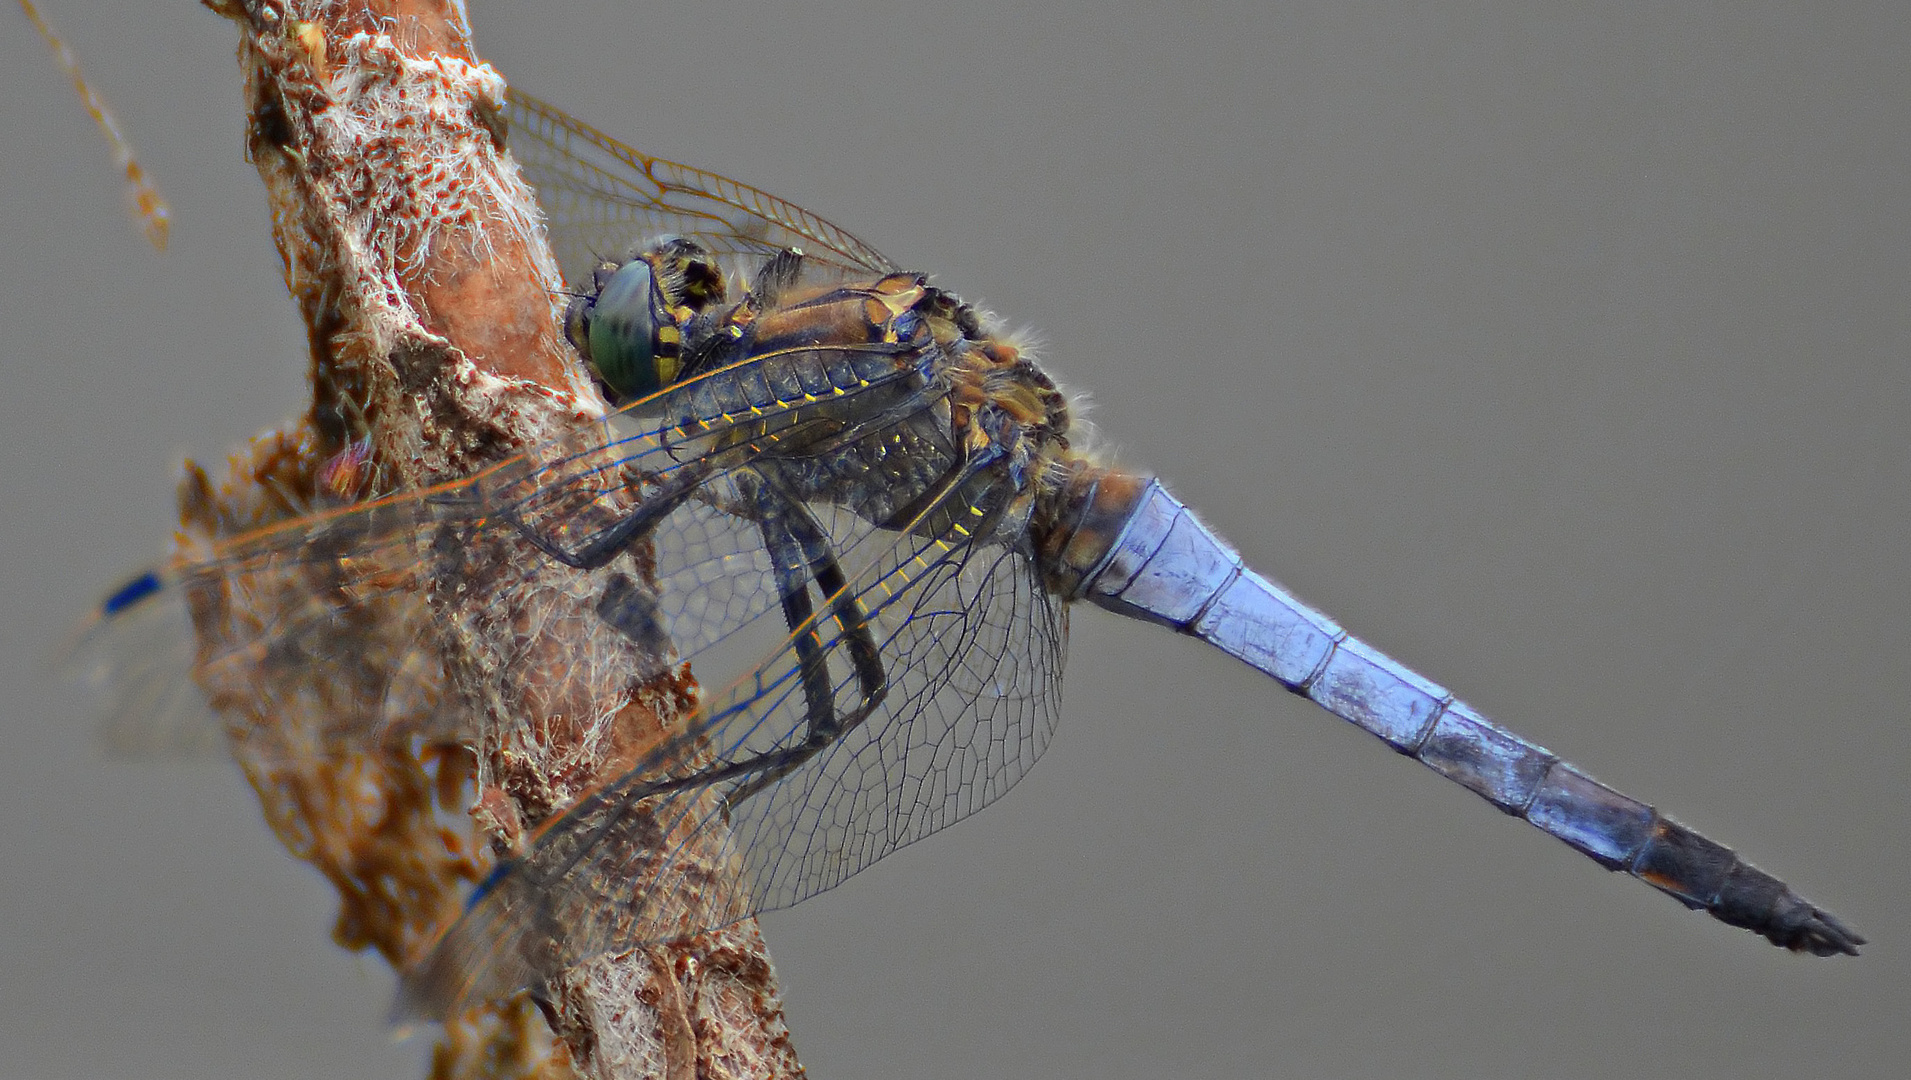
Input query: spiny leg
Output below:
<box><xmin>721</xmin><ymin>472</ymin><xmax>888</xmax><ymax>804</ymax></box>
<box><xmin>503</xmin><ymin>457</ymin><xmax>718</xmax><ymax>570</ymax></box>
<box><xmin>537</xmin><ymin>469</ymin><xmax>892</xmax><ymax>804</ymax></box>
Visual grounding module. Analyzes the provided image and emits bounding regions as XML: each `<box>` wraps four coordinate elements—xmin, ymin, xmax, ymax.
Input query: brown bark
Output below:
<box><xmin>182</xmin><ymin>3</ymin><xmax>803</xmax><ymax>1077</ymax></box>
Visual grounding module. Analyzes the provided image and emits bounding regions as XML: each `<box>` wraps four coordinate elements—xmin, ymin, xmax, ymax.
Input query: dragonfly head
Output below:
<box><xmin>565</xmin><ymin>238</ymin><xmax>727</xmax><ymax>403</ymax></box>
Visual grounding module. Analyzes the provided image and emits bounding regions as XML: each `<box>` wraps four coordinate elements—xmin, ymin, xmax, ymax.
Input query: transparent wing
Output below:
<box><xmin>76</xmin><ymin>341</ymin><xmax>1065</xmax><ymax>1018</ymax></box>
<box><xmin>502</xmin><ymin>88</ymin><xmax>899</xmax><ymax>286</ymax></box>
<box><xmin>68</xmin><ymin>536</ymin><xmax>463</xmax><ymax>767</ymax></box>
<box><xmin>71</xmin><ymin>85</ymin><xmax>907</xmax><ymax>757</ymax></box>
<box><xmin>60</xmin><ymin>574</ymin><xmax>225</xmax><ymax>758</ymax></box>
<box><xmin>395</xmin><ymin>466</ymin><xmax>1066</xmax><ymax>1018</ymax></box>
<box><xmin>73</xmin><ymin>89</ymin><xmax>1058</xmax><ymax>1009</ymax></box>
<box><xmin>73</xmin><ymin>345</ymin><xmax>932</xmax><ymax>760</ymax></box>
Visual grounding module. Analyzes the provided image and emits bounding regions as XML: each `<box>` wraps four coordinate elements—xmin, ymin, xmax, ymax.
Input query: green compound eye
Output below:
<box><xmin>585</xmin><ymin>259</ymin><xmax>662</xmax><ymax>400</ymax></box>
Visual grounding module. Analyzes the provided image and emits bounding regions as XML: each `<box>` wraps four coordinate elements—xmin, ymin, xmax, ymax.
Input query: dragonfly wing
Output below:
<box><xmin>728</xmin><ymin>510</ymin><xmax>1064</xmax><ymax>911</ymax></box>
<box><xmin>61</xmin><ymin>572</ymin><xmax>226</xmax><ymax>758</ymax></box>
<box><xmin>72</xmin><ymin>341</ymin><xmax>935</xmax><ymax>763</ymax></box>
<box><xmin>396</xmin><ymin>466</ymin><xmax>1065</xmax><ymax>1019</ymax></box>
<box><xmin>502</xmin><ymin>88</ymin><xmax>899</xmax><ymax>286</ymax></box>
<box><xmin>67</xmin><ymin>482</ymin><xmax>474</xmax><ymax>763</ymax></box>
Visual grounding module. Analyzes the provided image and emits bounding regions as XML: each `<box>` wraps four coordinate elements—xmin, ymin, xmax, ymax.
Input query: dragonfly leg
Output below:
<box><xmin>523</xmin><ymin>467</ymin><xmax>894</xmax><ymax>813</ymax></box>
<box><xmin>718</xmin><ymin>474</ymin><xmax>888</xmax><ymax>804</ymax></box>
<box><xmin>405</xmin><ymin>481</ymin><xmax>891</xmax><ymax>1015</ymax></box>
<box><xmin>504</xmin><ymin>459</ymin><xmax>716</xmax><ymax>570</ymax></box>
<box><xmin>555</xmin><ymin>475</ymin><xmax>891</xmax><ymax>808</ymax></box>
<box><xmin>592</xmin><ymin>572</ymin><xmax>674</xmax><ymax>671</ymax></box>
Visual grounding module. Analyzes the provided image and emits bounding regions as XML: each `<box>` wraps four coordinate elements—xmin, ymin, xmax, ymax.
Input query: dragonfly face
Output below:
<box><xmin>564</xmin><ymin>237</ymin><xmax>727</xmax><ymax>402</ymax></box>
<box><xmin>79</xmin><ymin>86</ymin><xmax>1860</xmax><ymax>1025</ymax></box>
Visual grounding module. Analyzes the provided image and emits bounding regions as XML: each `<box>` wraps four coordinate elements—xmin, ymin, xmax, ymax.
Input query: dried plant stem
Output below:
<box><xmin>186</xmin><ymin>3</ymin><xmax>803</xmax><ymax>1077</ymax></box>
<box><xmin>20</xmin><ymin>0</ymin><xmax>172</xmax><ymax>249</ymax></box>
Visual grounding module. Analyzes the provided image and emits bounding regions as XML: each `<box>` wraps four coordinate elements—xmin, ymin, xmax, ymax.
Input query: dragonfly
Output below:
<box><xmin>79</xmin><ymin>86</ymin><xmax>1862</xmax><ymax>1022</ymax></box>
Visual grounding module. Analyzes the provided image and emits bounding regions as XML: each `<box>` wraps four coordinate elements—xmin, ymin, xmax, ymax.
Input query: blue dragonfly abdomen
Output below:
<box><xmin>1038</xmin><ymin>463</ymin><xmax>1862</xmax><ymax>956</ymax></box>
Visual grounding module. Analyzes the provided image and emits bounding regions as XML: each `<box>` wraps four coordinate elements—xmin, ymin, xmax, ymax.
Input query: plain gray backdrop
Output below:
<box><xmin>2</xmin><ymin>2</ymin><xmax>1904</xmax><ymax>1077</ymax></box>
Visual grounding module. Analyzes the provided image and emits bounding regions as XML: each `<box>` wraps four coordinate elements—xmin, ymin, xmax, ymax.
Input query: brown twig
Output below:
<box><xmin>182</xmin><ymin>3</ymin><xmax>803</xmax><ymax>1077</ymax></box>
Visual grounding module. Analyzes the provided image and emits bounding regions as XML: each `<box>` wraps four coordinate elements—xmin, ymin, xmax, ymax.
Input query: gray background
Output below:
<box><xmin>2</xmin><ymin>2</ymin><xmax>1904</xmax><ymax>1077</ymax></box>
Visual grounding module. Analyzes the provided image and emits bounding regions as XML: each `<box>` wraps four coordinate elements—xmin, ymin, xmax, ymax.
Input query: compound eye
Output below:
<box><xmin>584</xmin><ymin>259</ymin><xmax>662</xmax><ymax>400</ymax></box>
